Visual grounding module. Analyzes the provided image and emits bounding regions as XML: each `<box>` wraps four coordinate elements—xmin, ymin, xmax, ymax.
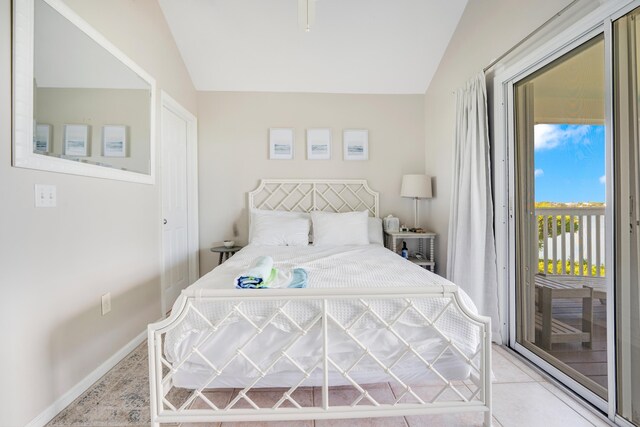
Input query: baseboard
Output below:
<box><xmin>25</xmin><ymin>329</ymin><xmax>148</xmax><ymax>427</ymax></box>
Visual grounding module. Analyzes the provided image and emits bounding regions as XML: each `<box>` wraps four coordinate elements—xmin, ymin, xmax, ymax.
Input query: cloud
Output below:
<box><xmin>534</xmin><ymin>124</ymin><xmax>591</xmax><ymax>151</ymax></box>
<box><xmin>599</xmin><ymin>175</ymin><xmax>606</xmax><ymax>184</ymax></box>
<box><xmin>534</xmin><ymin>169</ymin><xmax>544</xmax><ymax>177</ymax></box>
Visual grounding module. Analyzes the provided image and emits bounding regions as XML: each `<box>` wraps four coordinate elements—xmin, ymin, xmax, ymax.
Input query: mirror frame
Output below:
<box><xmin>12</xmin><ymin>0</ymin><xmax>156</xmax><ymax>184</ymax></box>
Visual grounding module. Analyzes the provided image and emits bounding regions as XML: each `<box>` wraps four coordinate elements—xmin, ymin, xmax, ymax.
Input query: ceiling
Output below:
<box><xmin>158</xmin><ymin>0</ymin><xmax>468</xmax><ymax>94</ymax></box>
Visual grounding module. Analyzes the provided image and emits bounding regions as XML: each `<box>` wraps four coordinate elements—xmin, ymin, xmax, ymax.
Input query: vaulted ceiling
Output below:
<box><xmin>158</xmin><ymin>0</ymin><xmax>468</xmax><ymax>94</ymax></box>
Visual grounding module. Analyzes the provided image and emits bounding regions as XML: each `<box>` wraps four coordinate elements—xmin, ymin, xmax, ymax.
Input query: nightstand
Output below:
<box><xmin>210</xmin><ymin>246</ymin><xmax>242</xmax><ymax>264</ymax></box>
<box><xmin>384</xmin><ymin>231</ymin><xmax>436</xmax><ymax>272</ymax></box>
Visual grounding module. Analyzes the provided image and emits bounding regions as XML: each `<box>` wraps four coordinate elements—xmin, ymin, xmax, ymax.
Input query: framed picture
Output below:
<box><xmin>64</xmin><ymin>124</ymin><xmax>90</xmax><ymax>157</ymax></box>
<box><xmin>343</xmin><ymin>129</ymin><xmax>369</xmax><ymax>161</ymax></box>
<box><xmin>103</xmin><ymin>125</ymin><xmax>127</xmax><ymax>157</ymax></box>
<box><xmin>269</xmin><ymin>128</ymin><xmax>294</xmax><ymax>160</ymax></box>
<box><xmin>34</xmin><ymin>124</ymin><xmax>52</xmax><ymax>152</ymax></box>
<box><xmin>306</xmin><ymin>129</ymin><xmax>331</xmax><ymax>160</ymax></box>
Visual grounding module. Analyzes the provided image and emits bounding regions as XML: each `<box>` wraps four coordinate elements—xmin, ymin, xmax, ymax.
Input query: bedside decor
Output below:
<box><xmin>343</xmin><ymin>129</ymin><xmax>368</xmax><ymax>160</ymax></box>
<box><xmin>269</xmin><ymin>128</ymin><xmax>294</xmax><ymax>160</ymax></box>
<box><xmin>103</xmin><ymin>125</ymin><xmax>127</xmax><ymax>157</ymax></box>
<box><xmin>306</xmin><ymin>128</ymin><xmax>331</xmax><ymax>160</ymax></box>
<box><xmin>401</xmin><ymin>174</ymin><xmax>433</xmax><ymax>228</ymax></box>
<box><xmin>63</xmin><ymin>124</ymin><xmax>90</xmax><ymax>156</ymax></box>
<box><xmin>382</xmin><ymin>215</ymin><xmax>400</xmax><ymax>232</ymax></box>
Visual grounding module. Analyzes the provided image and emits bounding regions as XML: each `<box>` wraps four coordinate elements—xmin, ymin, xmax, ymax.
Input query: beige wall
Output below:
<box><xmin>0</xmin><ymin>0</ymin><xmax>196</xmax><ymax>425</ymax></box>
<box><xmin>35</xmin><ymin>88</ymin><xmax>151</xmax><ymax>173</ymax></box>
<box><xmin>423</xmin><ymin>0</ymin><xmax>575</xmax><ymax>274</ymax></box>
<box><xmin>197</xmin><ymin>91</ymin><xmax>425</xmax><ymax>274</ymax></box>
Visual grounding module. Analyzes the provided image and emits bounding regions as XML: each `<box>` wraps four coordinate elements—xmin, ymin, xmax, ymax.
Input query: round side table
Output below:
<box><xmin>210</xmin><ymin>246</ymin><xmax>243</xmax><ymax>264</ymax></box>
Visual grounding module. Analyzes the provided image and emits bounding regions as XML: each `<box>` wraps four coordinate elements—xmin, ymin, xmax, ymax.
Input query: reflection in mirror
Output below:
<box><xmin>32</xmin><ymin>0</ymin><xmax>152</xmax><ymax>174</ymax></box>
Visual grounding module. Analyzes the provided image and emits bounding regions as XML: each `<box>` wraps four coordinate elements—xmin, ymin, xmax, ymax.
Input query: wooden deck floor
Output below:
<box><xmin>546</xmin><ymin>297</ymin><xmax>608</xmax><ymax>389</ymax></box>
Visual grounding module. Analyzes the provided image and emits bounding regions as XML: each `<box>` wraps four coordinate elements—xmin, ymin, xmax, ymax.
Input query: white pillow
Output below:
<box><xmin>311</xmin><ymin>210</ymin><xmax>369</xmax><ymax>246</ymax></box>
<box><xmin>368</xmin><ymin>217</ymin><xmax>384</xmax><ymax>245</ymax></box>
<box><xmin>249</xmin><ymin>208</ymin><xmax>310</xmax><ymax>242</ymax></box>
<box><xmin>250</xmin><ymin>215</ymin><xmax>310</xmax><ymax>246</ymax></box>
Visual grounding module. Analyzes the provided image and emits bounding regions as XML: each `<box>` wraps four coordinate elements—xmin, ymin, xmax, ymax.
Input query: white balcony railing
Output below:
<box><xmin>536</xmin><ymin>207</ymin><xmax>606</xmax><ymax>277</ymax></box>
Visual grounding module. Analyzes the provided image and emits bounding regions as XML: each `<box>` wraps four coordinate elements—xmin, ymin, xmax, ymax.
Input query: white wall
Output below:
<box><xmin>423</xmin><ymin>0</ymin><xmax>575</xmax><ymax>275</ymax></box>
<box><xmin>0</xmin><ymin>0</ymin><xmax>196</xmax><ymax>425</ymax></box>
<box><xmin>197</xmin><ymin>91</ymin><xmax>425</xmax><ymax>274</ymax></box>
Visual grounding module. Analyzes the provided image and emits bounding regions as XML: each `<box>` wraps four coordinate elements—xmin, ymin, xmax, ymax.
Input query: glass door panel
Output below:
<box><xmin>613</xmin><ymin>8</ymin><xmax>640</xmax><ymax>424</ymax></box>
<box><xmin>514</xmin><ymin>34</ymin><xmax>608</xmax><ymax>399</ymax></box>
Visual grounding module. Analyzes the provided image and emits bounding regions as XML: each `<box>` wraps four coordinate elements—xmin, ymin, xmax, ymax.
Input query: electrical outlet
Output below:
<box><xmin>101</xmin><ymin>293</ymin><xmax>111</xmax><ymax>315</ymax></box>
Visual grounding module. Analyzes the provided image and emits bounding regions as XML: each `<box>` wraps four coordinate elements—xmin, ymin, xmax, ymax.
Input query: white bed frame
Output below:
<box><xmin>148</xmin><ymin>179</ymin><xmax>492</xmax><ymax>426</ymax></box>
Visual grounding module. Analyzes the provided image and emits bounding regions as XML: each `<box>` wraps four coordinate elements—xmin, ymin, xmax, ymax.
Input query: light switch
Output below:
<box><xmin>34</xmin><ymin>184</ymin><xmax>56</xmax><ymax>208</ymax></box>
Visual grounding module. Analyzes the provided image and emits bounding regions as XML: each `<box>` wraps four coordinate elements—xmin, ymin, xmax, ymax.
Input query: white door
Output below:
<box><xmin>161</xmin><ymin>106</ymin><xmax>189</xmax><ymax>313</ymax></box>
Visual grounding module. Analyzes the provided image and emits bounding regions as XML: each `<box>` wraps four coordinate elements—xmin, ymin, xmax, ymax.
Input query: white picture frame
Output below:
<box><xmin>306</xmin><ymin>128</ymin><xmax>331</xmax><ymax>160</ymax></box>
<box><xmin>64</xmin><ymin>124</ymin><xmax>90</xmax><ymax>157</ymax></box>
<box><xmin>269</xmin><ymin>128</ymin><xmax>294</xmax><ymax>160</ymax></box>
<box><xmin>34</xmin><ymin>124</ymin><xmax>52</xmax><ymax>152</ymax></box>
<box><xmin>103</xmin><ymin>125</ymin><xmax>127</xmax><ymax>157</ymax></box>
<box><xmin>343</xmin><ymin>129</ymin><xmax>369</xmax><ymax>161</ymax></box>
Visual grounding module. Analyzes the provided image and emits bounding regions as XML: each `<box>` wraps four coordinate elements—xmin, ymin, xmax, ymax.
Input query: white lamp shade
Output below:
<box><xmin>401</xmin><ymin>174</ymin><xmax>433</xmax><ymax>199</ymax></box>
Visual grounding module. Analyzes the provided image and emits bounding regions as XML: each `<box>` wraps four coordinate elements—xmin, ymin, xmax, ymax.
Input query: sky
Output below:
<box><xmin>534</xmin><ymin>124</ymin><xmax>605</xmax><ymax>203</ymax></box>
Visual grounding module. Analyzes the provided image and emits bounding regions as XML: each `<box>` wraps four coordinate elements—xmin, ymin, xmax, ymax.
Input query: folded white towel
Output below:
<box><xmin>245</xmin><ymin>255</ymin><xmax>273</xmax><ymax>279</ymax></box>
<box><xmin>235</xmin><ymin>256</ymin><xmax>274</xmax><ymax>288</ymax></box>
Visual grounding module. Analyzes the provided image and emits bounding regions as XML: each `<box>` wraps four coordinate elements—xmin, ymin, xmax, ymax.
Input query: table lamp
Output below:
<box><xmin>401</xmin><ymin>174</ymin><xmax>433</xmax><ymax>229</ymax></box>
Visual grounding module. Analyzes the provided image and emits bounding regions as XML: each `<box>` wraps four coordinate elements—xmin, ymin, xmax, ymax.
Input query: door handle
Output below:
<box><xmin>163</xmin><ymin>218</ymin><xmax>167</xmax><ymax>225</ymax></box>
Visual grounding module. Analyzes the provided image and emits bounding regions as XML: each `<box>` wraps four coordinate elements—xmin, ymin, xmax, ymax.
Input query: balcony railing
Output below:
<box><xmin>536</xmin><ymin>207</ymin><xmax>606</xmax><ymax>277</ymax></box>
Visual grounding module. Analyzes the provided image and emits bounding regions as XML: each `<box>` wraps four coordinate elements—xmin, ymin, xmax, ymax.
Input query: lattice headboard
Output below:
<box><xmin>247</xmin><ymin>179</ymin><xmax>379</xmax><ymax>218</ymax></box>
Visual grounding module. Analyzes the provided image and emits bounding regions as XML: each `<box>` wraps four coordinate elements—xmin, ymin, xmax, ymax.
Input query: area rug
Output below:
<box><xmin>47</xmin><ymin>341</ymin><xmax>155</xmax><ymax>426</ymax></box>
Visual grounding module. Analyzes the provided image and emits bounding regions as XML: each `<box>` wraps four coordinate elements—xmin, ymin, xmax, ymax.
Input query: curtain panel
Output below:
<box><xmin>447</xmin><ymin>72</ymin><xmax>502</xmax><ymax>343</ymax></box>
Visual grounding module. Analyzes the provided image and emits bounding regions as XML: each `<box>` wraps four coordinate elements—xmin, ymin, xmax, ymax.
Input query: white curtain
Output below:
<box><xmin>447</xmin><ymin>72</ymin><xmax>502</xmax><ymax>343</ymax></box>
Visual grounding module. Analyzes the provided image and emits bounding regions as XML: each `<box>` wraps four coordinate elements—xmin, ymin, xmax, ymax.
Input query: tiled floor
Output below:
<box><xmin>48</xmin><ymin>342</ymin><xmax>613</xmax><ymax>427</ymax></box>
<box><xmin>179</xmin><ymin>346</ymin><xmax>611</xmax><ymax>427</ymax></box>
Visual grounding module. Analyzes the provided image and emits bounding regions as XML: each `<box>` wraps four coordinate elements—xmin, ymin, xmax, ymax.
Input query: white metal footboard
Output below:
<box><xmin>148</xmin><ymin>286</ymin><xmax>492</xmax><ymax>426</ymax></box>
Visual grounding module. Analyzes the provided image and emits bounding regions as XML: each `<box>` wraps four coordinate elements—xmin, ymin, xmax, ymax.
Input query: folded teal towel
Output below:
<box><xmin>236</xmin><ymin>256</ymin><xmax>274</xmax><ymax>288</ymax></box>
<box><xmin>287</xmin><ymin>268</ymin><xmax>308</xmax><ymax>288</ymax></box>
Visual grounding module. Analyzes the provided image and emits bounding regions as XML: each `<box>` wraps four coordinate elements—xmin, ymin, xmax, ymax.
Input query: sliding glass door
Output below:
<box><xmin>513</xmin><ymin>35</ymin><xmax>609</xmax><ymax>399</ymax></box>
<box><xmin>506</xmin><ymin>5</ymin><xmax>640</xmax><ymax>422</ymax></box>
<box><xmin>613</xmin><ymin>8</ymin><xmax>640</xmax><ymax>423</ymax></box>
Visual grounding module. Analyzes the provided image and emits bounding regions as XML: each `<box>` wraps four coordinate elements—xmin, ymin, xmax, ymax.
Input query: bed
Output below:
<box><xmin>148</xmin><ymin>179</ymin><xmax>492</xmax><ymax>426</ymax></box>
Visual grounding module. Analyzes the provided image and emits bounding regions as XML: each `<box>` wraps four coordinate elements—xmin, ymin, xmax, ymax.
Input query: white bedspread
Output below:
<box><xmin>165</xmin><ymin>244</ymin><xmax>481</xmax><ymax>388</ymax></box>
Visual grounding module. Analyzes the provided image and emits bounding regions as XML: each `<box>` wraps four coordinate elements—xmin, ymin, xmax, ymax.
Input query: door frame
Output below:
<box><xmin>159</xmin><ymin>91</ymin><xmax>199</xmax><ymax>314</ymax></box>
<box><xmin>492</xmin><ymin>0</ymin><xmax>638</xmax><ymax>421</ymax></box>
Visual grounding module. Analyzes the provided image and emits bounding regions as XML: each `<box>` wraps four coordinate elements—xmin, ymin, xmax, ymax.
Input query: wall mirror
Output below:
<box><xmin>13</xmin><ymin>0</ymin><xmax>156</xmax><ymax>184</ymax></box>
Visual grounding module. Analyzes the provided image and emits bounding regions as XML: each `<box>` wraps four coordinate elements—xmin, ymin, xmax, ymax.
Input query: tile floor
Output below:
<box><xmin>179</xmin><ymin>345</ymin><xmax>612</xmax><ymax>427</ymax></box>
<box><xmin>48</xmin><ymin>343</ymin><xmax>614</xmax><ymax>427</ymax></box>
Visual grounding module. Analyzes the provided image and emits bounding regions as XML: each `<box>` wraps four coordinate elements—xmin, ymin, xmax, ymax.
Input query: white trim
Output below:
<box><xmin>159</xmin><ymin>91</ymin><xmax>199</xmax><ymax>314</ymax></box>
<box><xmin>614</xmin><ymin>414</ymin><xmax>637</xmax><ymax>427</ymax></box>
<box><xmin>602</xmin><ymin>15</ymin><xmax>618</xmax><ymax>420</ymax></box>
<box><xmin>25</xmin><ymin>329</ymin><xmax>148</xmax><ymax>427</ymax></box>
<box><xmin>12</xmin><ymin>0</ymin><xmax>156</xmax><ymax>184</ymax></box>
